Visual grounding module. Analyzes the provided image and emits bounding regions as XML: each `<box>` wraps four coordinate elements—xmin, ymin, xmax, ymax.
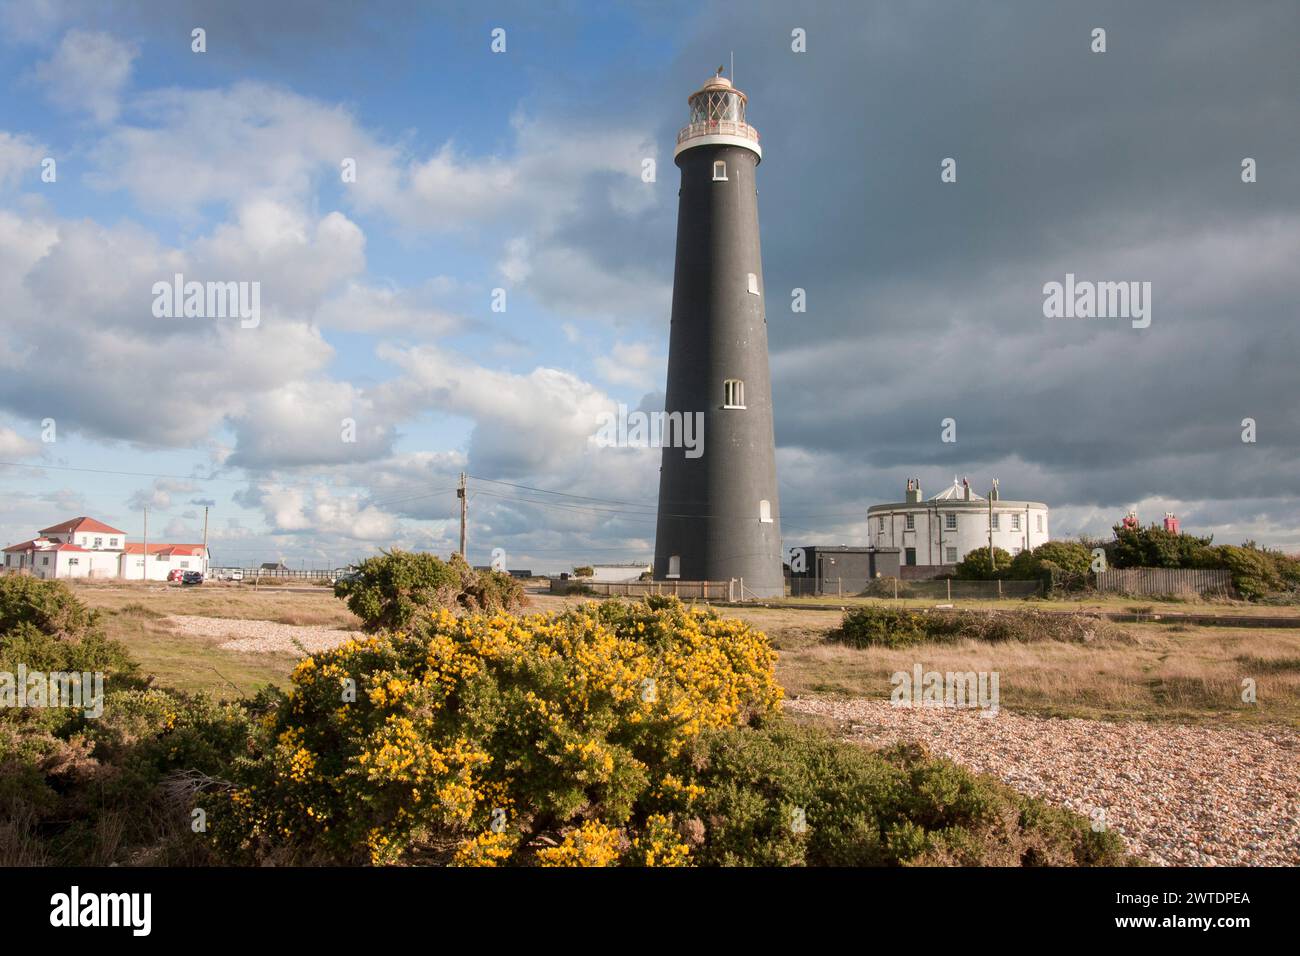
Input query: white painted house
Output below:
<box><xmin>867</xmin><ymin>478</ymin><xmax>1049</xmax><ymax>575</ymax></box>
<box><xmin>2</xmin><ymin>517</ymin><xmax>209</xmax><ymax>581</ymax></box>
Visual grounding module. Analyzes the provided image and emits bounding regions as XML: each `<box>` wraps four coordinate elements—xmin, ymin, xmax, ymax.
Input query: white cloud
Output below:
<box><xmin>595</xmin><ymin>341</ymin><xmax>661</xmax><ymax>391</ymax></box>
<box><xmin>0</xmin><ymin>131</ymin><xmax>46</xmax><ymax>190</ymax></box>
<box><xmin>31</xmin><ymin>29</ymin><xmax>137</xmax><ymax>123</ymax></box>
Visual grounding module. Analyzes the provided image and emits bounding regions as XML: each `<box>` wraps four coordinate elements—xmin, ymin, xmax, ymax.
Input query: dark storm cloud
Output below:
<box><xmin>628</xmin><ymin>0</ymin><xmax>1300</xmax><ymax>541</ymax></box>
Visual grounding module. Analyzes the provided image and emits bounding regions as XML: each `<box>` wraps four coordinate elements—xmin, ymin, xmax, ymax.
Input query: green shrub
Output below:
<box><xmin>834</xmin><ymin>606</ymin><xmax>942</xmax><ymax>648</ymax></box>
<box><xmin>831</xmin><ymin>605</ymin><xmax>1115</xmax><ymax>648</ymax></box>
<box><xmin>333</xmin><ymin>549</ymin><xmax>525</xmax><ymax>632</ymax></box>
<box><xmin>0</xmin><ymin>577</ymin><xmax>256</xmax><ymax>866</ymax></box>
<box><xmin>1008</xmin><ymin>541</ymin><xmax>1094</xmax><ymax>592</ymax></box>
<box><xmin>572</xmin><ymin>566</ymin><xmax>595</xmax><ymax>578</ymax></box>
<box><xmin>954</xmin><ymin>548</ymin><xmax>1014</xmax><ymax>580</ymax></box>
<box><xmin>683</xmin><ymin>723</ymin><xmax>1129</xmax><ymax>866</ymax></box>
<box><xmin>0</xmin><ymin>574</ymin><xmax>104</xmax><ymax>641</ymax></box>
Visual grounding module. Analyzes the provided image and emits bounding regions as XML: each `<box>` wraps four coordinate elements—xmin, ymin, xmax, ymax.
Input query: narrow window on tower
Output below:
<box><xmin>747</xmin><ymin>273</ymin><xmax>760</xmax><ymax>295</ymax></box>
<box><xmin>759</xmin><ymin>499</ymin><xmax>772</xmax><ymax>523</ymax></box>
<box><xmin>723</xmin><ymin>379</ymin><xmax>745</xmax><ymax>409</ymax></box>
<box><xmin>667</xmin><ymin>555</ymin><xmax>681</xmax><ymax>579</ymax></box>
<box><xmin>712</xmin><ymin>160</ymin><xmax>727</xmax><ymax>181</ymax></box>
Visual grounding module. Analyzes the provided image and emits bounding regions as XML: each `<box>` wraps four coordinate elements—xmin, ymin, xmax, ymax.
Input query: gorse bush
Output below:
<box><xmin>832</xmin><ymin>605</ymin><xmax>1115</xmax><ymax>649</ymax></box>
<box><xmin>211</xmin><ymin>597</ymin><xmax>783</xmax><ymax>865</ymax></box>
<box><xmin>333</xmin><ymin>549</ymin><xmax>525</xmax><ymax>632</ymax></box>
<box><xmin>0</xmin><ymin>577</ymin><xmax>252</xmax><ymax>866</ymax></box>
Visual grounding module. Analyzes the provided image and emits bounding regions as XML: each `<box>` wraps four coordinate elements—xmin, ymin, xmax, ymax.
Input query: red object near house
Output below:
<box><xmin>1163</xmin><ymin>513</ymin><xmax>1180</xmax><ymax>534</ymax></box>
<box><xmin>167</xmin><ymin>569</ymin><xmax>184</xmax><ymax>582</ymax></box>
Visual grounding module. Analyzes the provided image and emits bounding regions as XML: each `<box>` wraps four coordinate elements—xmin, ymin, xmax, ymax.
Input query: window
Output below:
<box><xmin>1037</xmin><ymin>514</ymin><xmax>1043</xmax><ymax>532</ymax></box>
<box><xmin>109</xmin><ymin>537</ymin><xmax>118</xmax><ymax>547</ymax></box>
<box><xmin>878</xmin><ymin>516</ymin><xmax>885</xmax><ymax>533</ymax></box>
<box><xmin>747</xmin><ymin>273</ymin><xmax>760</xmax><ymax>295</ymax></box>
<box><xmin>68</xmin><ymin>558</ymin><xmax>79</xmax><ymax>566</ymax></box>
<box><xmin>904</xmin><ymin>547</ymin><xmax>916</xmax><ymax>566</ymax></box>
<box><xmin>667</xmin><ymin>555</ymin><xmax>681</xmax><ymax>579</ymax></box>
<box><xmin>179</xmin><ymin>561</ymin><xmax>190</xmax><ymax>568</ymax></box>
<box><xmin>712</xmin><ymin>160</ymin><xmax>727</xmax><ymax>181</ymax></box>
<box><xmin>945</xmin><ymin>513</ymin><xmax>957</xmax><ymax>531</ymax></box>
<box><xmin>945</xmin><ymin>547</ymin><xmax>958</xmax><ymax>563</ymax></box>
<box><xmin>723</xmin><ymin>379</ymin><xmax>745</xmax><ymax>408</ymax></box>
<box><xmin>990</xmin><ymin>513</ymin><xmax>999</xmax><ymax>530</ymax></box>
<box><xmin>157</xmin><ymin>553</ymin><xmax>169</xmax><ymax>562</ymax></box>
<box><xmin>905</xmin><ymin>513</ymin><xmax>915</xmax><ymax>531</ymax></box>
<box><xmin>42</xmin><ymin>556</ymin><xmax>49</xmax><ymax>565</ymax></box>
<box><xmin>93</xmin><ymin>537</ymin><xmax>102</xmax><ymax>548</ymax></box>
<box><xmin>1011</xmin><ymin>514</ymin><xmax>1021</xmax><ymax>531</ymax></box>
<box><xmin>1012</xmin><ymin>547</ymin><xmax>1022</xmax><ymax>556</ymax></box>
<box><xmin>759</xmin><ymin>500</ymin><xmax>772</xmax><ymax>523</ymax></box>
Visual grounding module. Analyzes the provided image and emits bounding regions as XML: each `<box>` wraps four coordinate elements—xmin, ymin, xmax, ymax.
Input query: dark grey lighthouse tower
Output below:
<box><xmin>653</xmin><ymin>70</ymin><xmax>783</xmax><ymax>598</ymax></box>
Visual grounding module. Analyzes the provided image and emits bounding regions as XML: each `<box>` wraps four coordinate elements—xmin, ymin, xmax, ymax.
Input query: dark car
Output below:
<box><xmin>181</xmin><ymin>571</ymin><xmax>204</xmax><ymax>585</ymax></box>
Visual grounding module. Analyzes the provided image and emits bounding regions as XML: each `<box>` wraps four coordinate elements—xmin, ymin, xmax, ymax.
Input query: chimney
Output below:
<box><xmin>990</xmin><ymin>478</ymin><xmax>999</xmax><ymax>502</ymax></box>
<box><xmin>906</xmin><ymin>478</ymin><xmax>922</xmax><ymax>504</ymax></box>
<box><xmin>963</xmin><ymin>476</ymin><xmax>971</xmax><ymax>501</ymax></box>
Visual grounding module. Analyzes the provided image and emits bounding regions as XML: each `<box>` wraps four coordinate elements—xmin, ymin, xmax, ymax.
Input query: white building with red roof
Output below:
<box><xmin>2</xmin><ymin>517</ymin><xmax>209</xmax><ymax>581</ymax></box>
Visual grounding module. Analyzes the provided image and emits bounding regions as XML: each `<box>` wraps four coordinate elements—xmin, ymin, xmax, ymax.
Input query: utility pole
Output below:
<box><xmin>202</xmin><ymin>505</ymin><xmax>209</xmax><ymax>570</ymax></box>
<box><xmin>457</xmin><ymin>472</ymin><xmax>468</xmax><ymax>559</ymax></box>
<box><xmin>141</xmin><ymin>506</ymin><xmax>148</xmax><ymax>581</ymax></box>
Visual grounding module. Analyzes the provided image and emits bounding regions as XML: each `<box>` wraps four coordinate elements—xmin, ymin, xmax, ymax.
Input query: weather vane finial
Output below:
<box><xmin>717</xmin><ymin>64</ymin><xmax>725</xmax><ymax>77</ymax></box>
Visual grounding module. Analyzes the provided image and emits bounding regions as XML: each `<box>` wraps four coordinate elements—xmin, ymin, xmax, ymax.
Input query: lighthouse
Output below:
<box><xmin>653</xmin><ymin>70</ymin><xmax>783</xmax><ymax>598</ymax></box>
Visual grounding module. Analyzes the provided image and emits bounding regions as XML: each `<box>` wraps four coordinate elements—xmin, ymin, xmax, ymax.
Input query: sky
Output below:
<box><xmin>0</xmin><ymin>0</ymin><xmax>1298</xmax><ymax>573</ymax></box>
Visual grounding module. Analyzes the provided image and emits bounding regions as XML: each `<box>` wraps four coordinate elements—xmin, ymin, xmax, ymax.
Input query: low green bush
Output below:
<box><xmin>832</xmin><ymin>605</ymin><xmax>1115</xmax><ymax>648</ymax></box>
<box><xmin>684</xmin><ymin>723</ymin><xmax>1129</xmax><ymax>866</ymax></box>
<box><xmin>333</xmin><ymin>549</ymin><xmax>525</xmax><ymax>632</ymax></box>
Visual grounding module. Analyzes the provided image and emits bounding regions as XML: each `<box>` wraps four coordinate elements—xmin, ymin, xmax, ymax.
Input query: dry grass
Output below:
<box><xmin>760</xmin><ymin>612</ymin><xmax>1300</xmax><ymax>726</ymax></box>
<box><xmin>66</xmin><ymin>585</ymin><xmax>1300</xmax><ymax>725</ymax></box>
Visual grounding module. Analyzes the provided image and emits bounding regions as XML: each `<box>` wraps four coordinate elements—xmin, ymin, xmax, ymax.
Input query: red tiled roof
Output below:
<box><xmin>3</xmin><ymin>539</ymin><xmax>90</xmax><ymax>553</ymax></box>
<box><xmin>39</xmin><ymin>517</ymin><xmax>128</xmax><ymax>536</ymax></box>
<box><xmin>122</xmin><ymin>543</ymin><xmax>208</xmax><ymax>556</ymax></box>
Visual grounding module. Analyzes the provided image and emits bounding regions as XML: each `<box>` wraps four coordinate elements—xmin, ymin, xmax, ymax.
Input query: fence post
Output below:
<box><xmin>947</xmin><ymin>578</ymin><xmax>951</xmax><ymax>602</ymax></box>
<box><xmin>838</xmin><ymin>577</ymin><xmax>842</xmax><ymax>598</ymax></box>
<box><xmin>740</xmin><ymin>577</ymin><xmax>744</xmax><ymax>601</ymax></box>
<box><xmin>997</xmin><ymin>579</ymin><xmax>1002</xmax><ymax>598</ymax></box>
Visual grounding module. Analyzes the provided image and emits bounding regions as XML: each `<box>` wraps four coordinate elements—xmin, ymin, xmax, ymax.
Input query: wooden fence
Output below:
<box><xmin>549</xmin><ymin>579</ymin><xmax>733</xmax><ymax>600</ymax></box>
<box><xmin>1095</xmin><ymin>568</ymin><xmax>1234</xmax><ymax>597</ymax></box>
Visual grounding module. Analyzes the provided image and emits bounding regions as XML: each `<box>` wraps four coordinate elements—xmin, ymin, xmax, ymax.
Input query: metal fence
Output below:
<box><xmin>787</xmin><ymin>577</ymin><xmax>1043</xmax><ymax>600</ymax></box>
<box><xmin>550</xmin><ymin>579</ymin><xmax>733</xmax><ymax>600</ymax></box>
<box><xmin>1095</xmin><ymin>568</ymin><xmax>1233</xmax><ymax>597</ymax></box>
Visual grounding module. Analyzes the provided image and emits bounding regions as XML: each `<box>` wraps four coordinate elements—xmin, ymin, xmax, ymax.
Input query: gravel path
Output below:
<box><xmin>784</xmin><ymin>695</ymin><xmax>1300</xmax><ymax>866</ymax></box>
<box><xmin>164</xmin><ymin>615</ymin><xmax>357</xmax><ymax>655</ymax></box>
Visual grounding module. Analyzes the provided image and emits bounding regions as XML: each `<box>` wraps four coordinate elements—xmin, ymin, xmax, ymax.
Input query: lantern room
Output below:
<box><xmin>674</xmin><ymin>69</ymin><xmax>762</xmax><ymax>162</ymax></box>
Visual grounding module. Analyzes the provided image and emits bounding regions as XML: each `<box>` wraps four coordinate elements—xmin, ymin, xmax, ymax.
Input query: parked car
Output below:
<box><xmin>229</xmin><ymin>568</ymin><xmax>243</xmax><ymax>581</ymax></box>
<box><xmin>167</xmin><ymin>569</ymin><xmax>184</xmax><ymax>582</ymax></box>
<box><xmin>181</xmin><ymin>571</ymin><xmax>204</xmax><ymax>585</ymax></box>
